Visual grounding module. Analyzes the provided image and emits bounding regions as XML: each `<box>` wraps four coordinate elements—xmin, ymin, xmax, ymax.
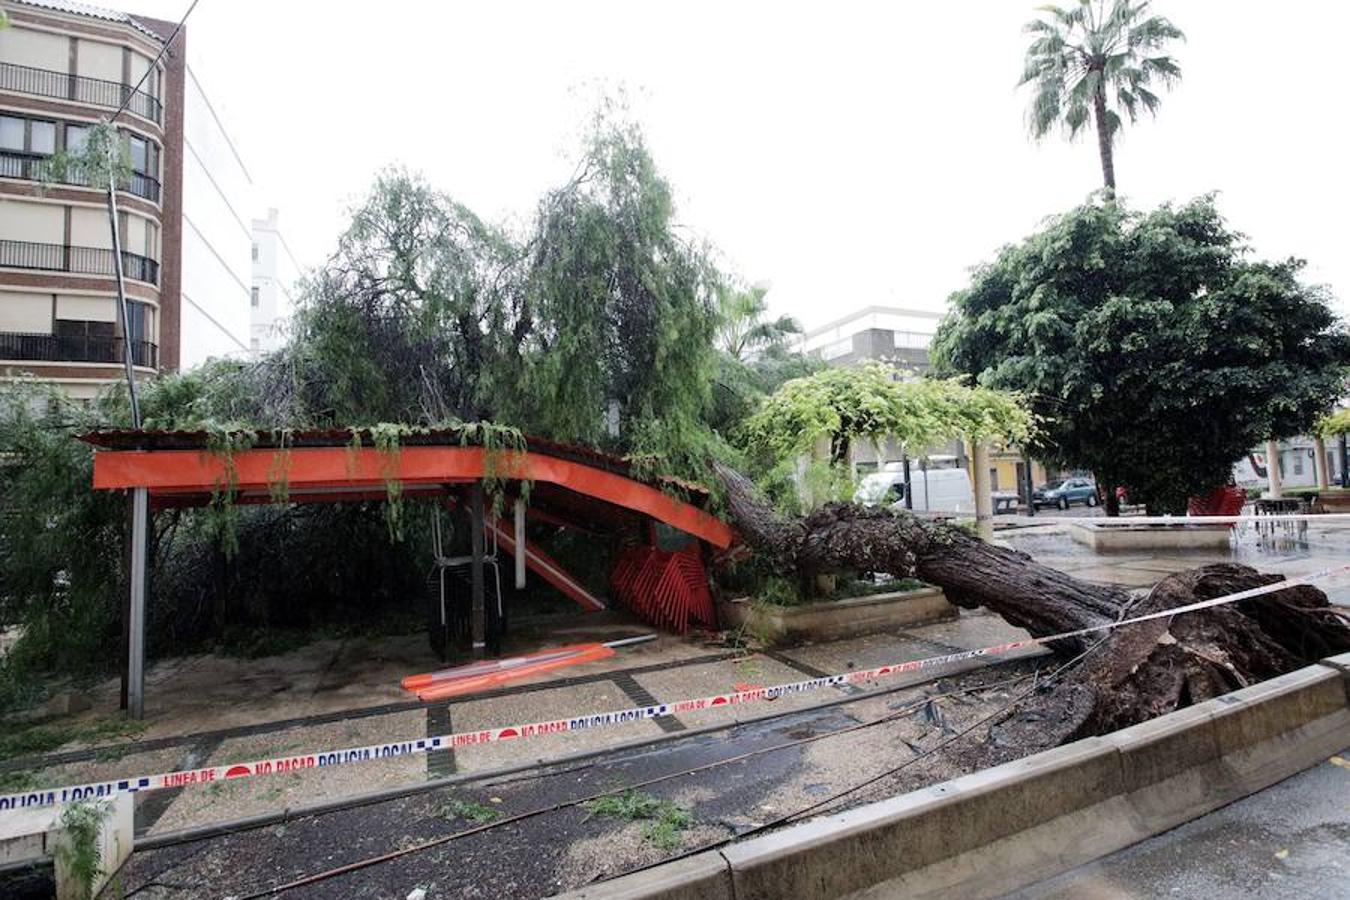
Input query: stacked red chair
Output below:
<box><xmin>610</xmin><ymin>545</ymin><xmax>717</xmax><ymax>633</ymax></box>
<box><xmin>1187</xmin><ymin>485</ymin><xmax>1248</xmax><ymax>526</ymax></box>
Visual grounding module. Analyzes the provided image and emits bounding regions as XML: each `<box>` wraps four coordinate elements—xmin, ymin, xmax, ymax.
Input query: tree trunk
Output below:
<box><xmin>1093</xmin><ymin>86</ymin><xmax>1116</xmax><ymax>192</ymax></box>
<box><xmin>715</xmin><ymin>462</ymin><xmax>1350</xmax><ymax>762</ymax></box>
<box><xmin>1099</xmin><ymin>468</ymin><xmax>1120</xmax><ymax>517</ymax></box>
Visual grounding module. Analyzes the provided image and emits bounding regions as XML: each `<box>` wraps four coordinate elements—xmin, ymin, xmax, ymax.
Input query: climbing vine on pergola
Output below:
<box><xmin>741</xmin><ymin>362</ymin><xmax>1033</xmax><ymax>467</ymax></box>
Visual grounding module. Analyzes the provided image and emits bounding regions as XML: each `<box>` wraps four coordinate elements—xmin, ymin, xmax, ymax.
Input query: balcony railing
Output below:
<box><xmin>0</xmin><ymin>238</ymin><xmax>159</xmax><ymax>285</ymax></box>
<box><xmin>0</xmin><ymin>61</ymin><xmax>161</xmax><ymax>124</ymax></box>
<box><xmin>0</xmin><ymin>150</ymin><xmax>161</xmax><ymax>202</ymax></box>
<box><xmin>0</xmin><ymin>331</ymin><xmax>157</xmax><ymax>368</ymax></box>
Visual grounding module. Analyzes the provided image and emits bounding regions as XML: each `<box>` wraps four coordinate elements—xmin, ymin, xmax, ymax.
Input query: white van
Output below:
<box><xmin>854</xmin><ymin>466</ymin><xmax>976</xmax><ymax>514</ymax></box>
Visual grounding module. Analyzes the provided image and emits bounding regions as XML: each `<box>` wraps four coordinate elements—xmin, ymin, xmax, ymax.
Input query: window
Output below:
<box><xmin>66</xmin><ymin>125</ymin><xmax>89</xmax><ymax>154</ymax></box>
<box><xmin>128</xmin><ymin>135</ymin><xmax>147</xmax><ymax>173</ymax></box>
<box><xmin>1293</xmin><ymin>454</ymin><xmax>1303</xmax><ymax>476</ymax></box>
<box><xmin>30</xmin><ymin>121</ymin><xmax>55</xmax><ymax>155</ymax></box>
<box><xmin>250</xmin><ymin>287</ymin><xmax>260</xmax><ymax>307</ymax></box>
<box><xmin>0</xmin><ymin>117</ymin><xmax>24</xmax><ymax>152</ymax></box>
<box><xmin>251</xmin><ymin>243</ymin><xmax>259</xmax><ymax>261</ymax></box>
<box><xmin>125</xmin><ymin>301</ymin><xmax>150</xmax><ymax>345</ymax></box>
<box><xmin>0</xmin><ymin>116</ymin><xmax>58</xmax><ymax>155</ymax></box>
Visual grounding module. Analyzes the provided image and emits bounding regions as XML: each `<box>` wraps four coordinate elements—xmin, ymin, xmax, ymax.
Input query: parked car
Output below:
<box><xmin>1032</xmin><ymin>477</ymin><xmax>1099</xmax><ymax>510</ymax></box>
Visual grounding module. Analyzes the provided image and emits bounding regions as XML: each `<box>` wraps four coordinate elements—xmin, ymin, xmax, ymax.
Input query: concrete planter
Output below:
<box><xmin>1068</xmin><ymin>521</ymin><xmax>1232</xmax><ymax>552</ymax></box>
<box><xmin>719</xmin><ymin>586</ymin><xmax>955</xmax><ymax>645</ymax></box>
<box><xmin>1318</xmin><ymin>491</ymin><xmax>1350</xmax><ymax>512</ymax></box>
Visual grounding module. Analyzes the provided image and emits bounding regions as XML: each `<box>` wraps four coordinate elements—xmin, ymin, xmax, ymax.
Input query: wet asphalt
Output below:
<box><xmin>1008</xmin><ymin>751</ymin><xmax>1350</xmax><ymax>899</ymax></box>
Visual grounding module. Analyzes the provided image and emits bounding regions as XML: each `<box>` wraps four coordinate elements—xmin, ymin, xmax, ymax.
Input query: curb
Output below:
<box><xmin>555</xmin><ymin>652</ymin><xmax>1350</xmax><ymax>900</ymax></box>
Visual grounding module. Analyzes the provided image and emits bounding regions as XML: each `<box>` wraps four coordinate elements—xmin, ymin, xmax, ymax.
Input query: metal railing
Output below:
<box><xmin>0</xmin><ymin>61</ymin><xmax>161</xmax><ymax>124</ymax></box>
<box><xmin>126</xmin><ymin>170</ymin><xmax>160</xmax><ymax>202</ymax></box>
<box><xmin>0</xmin><ymin>238</ymin><xmax>159</xmax><ymax>285</ymax></box>
<box><xmin>0</xmin><ymin>150</ymin><xmax>161</xmax><ymax>202</ymax></box>
<box><xmin>0</xmin><ymin>331</ymin><xmax>157</xmax><ymax>368</ymax></box>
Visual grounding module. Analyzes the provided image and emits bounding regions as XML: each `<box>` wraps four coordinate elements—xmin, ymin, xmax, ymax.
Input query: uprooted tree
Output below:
<box><xmin>717</xmin><ymin>462</ymin><xmax>1350</xmax><ymax>761</ymax></box>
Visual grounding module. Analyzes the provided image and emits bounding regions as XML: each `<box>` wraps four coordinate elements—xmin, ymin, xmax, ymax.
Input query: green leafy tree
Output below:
<box><xmin>1020</xmin><ymin>0</ymin><xmax>1184</xmax><ymax>190</ymax></box>
<box><xmin>715</xmin><ymin>283</ymin><xmax>801</xmax><ymax>363</ymax></box>
<box><xmin>1316</xmin><ymin>408</ymin><xmax>1350</xmax><ymax>437</ymax></box>
<box><xmin>740</xmin><ymin>362</ymin><xmax>1031</xmax><ymax>509</ymax></box>
<box><xmin>509</xmin><ymin>119</ymin><xmax>719</xmax><ymax>463</ymax></box>
<box><xmin>933</xmin><ymin>196</ymin><xmax>1350</xmax><ymax>514</ymax></box>
<box><xmin>291</xmin><ymin>168</ymin><xmax>522</xmax><ymax>424</ymax></box>
<box><xmin>708</xmin><ymin>285</ymin><xmax>818</xmax><ymax>442</ymax></box>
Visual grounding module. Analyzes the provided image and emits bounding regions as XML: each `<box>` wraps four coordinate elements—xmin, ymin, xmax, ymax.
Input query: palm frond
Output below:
<box><xmin>1018</xmin><ymin>0</ymin><xmax>1184</xmax><ymax>161</ymax></box>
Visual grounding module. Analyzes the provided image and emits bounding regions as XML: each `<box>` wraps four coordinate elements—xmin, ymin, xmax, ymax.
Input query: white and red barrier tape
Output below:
<box><xmin>3</xmin><ymin>564</ymin><xmax>1346</xmax><ymax>812</ymax></box>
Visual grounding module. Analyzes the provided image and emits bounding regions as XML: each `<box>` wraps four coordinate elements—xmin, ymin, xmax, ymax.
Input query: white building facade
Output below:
<box><xmin>178</xmin><ymin>63</ymin><xmax>254</xmax><ymax>368</ymax></box>
<box><xmin>249</xmin><ymin>207</ymin><xmax>298</xmax><ymax>355</ymax></box>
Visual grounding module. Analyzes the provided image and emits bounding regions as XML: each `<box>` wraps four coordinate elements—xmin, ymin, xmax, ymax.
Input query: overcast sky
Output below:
<box><xmin>133</xmin><ymin>0</ymin><xmax>1349</xmax><ymax>328</ymax></box>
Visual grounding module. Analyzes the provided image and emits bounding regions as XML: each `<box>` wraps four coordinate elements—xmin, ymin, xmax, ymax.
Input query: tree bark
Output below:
<box><xmin>715</xmin><ymin>462</ymin><xmax>1350</xmax><ymax>761</ymax></box>
<box><xmin>1093</xmin><ymin>86</ymin><xmax>1116</xmax><ymax>192</ymax></box>
<box><xmin>1099</xmin><ymin>467</ymin><xmax>1120</xmax><ymax>517</ymax></box>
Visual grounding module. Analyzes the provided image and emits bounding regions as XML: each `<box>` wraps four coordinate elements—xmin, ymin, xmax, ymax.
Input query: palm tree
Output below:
<box><xmin>1019</xmin><ymin>0</ymin><xmax>1184</xmax><ymax>191</ymax></box>
<box><xmin>715</xmin><ymin>283</ymin><xmax>801</xmax><ymax>363</ymax></box>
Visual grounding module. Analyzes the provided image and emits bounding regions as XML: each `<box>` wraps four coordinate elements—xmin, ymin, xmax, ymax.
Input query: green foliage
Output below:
<box><xmin>437</xmin><ymin>796</ymin><xmax>500</xmax><ymax>824</ymax></box>
<box><xmin>740</xmin><ymin>362</ymin><xmax>1032</xmax><ymax>488</ymax></box>
<box><xmin>0</xmin><ymin>385</ymin><xmax>125</xmax><ymax>693</ymax></box>
<box><xmin>756</xmin><ymin>575</ymin><xmax>804</xmax><ymax>607</ymax></box>
<box><xmin>38</xmin><ymin>121</ymin><xmax>132</xmax><ymax>193</ymax></box>
<box><xmin>56</xmin><ymin>801</ymin><xmax>110</xmax><ymax>900</ymax></box>
<box><xmin>583</xmin><ymin>790</ymin><xmax>693</xmax><ymax>850</ymax></box>
<box><xmin>933</xmin><ymin>196</ymin><xmax>1350</xmax><ymax>513</ymax></box>
<box><xmin>1020</xmin><ymin>0</ymin><xmax>1185</xmax><ymax>187</ymax></box>
<box><xmin>1316</xmin><ymin>409</ymin><xmax>1350</xmax><ymax>437</ymax></box>
<box><xmin>0</xmin><ymin>716</ymin><xmax>148</xmax><ymax>762</ymax></box>
<box><xmin>508</xmin><ymin>117</ymin><xmax>718</xmax><ymax>457</ymax></box>
<box><xmin>716</xmin><ymin>282</ymin><xmax>800</xmax><ymax>363</ymax></box>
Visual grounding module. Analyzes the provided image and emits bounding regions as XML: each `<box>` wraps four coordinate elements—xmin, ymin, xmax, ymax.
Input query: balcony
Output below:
<box><xmin>0</xmin><ymin>331</ymin><xmax>157</xmax><ymax>368</ymax></box>
<box><xmin>0</xmin><ymin>239</ymin><xmax>159</xmax><ymax>285</ymax></box>
<box><xmin>0</xmin><ymin>150</ymin><xmax>161</xmax><ymax>202</ymax></box>
<box><xmin>0</xmin><ymin>61</ymin><xmax>161</xmax><ymax>124</ymax></box>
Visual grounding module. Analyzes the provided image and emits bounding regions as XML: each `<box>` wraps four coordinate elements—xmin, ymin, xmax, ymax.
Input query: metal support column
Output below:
<box><xmin>513</xmin><ymin>497</ymin><xmax>526</xmax><ymax>589</ymax></box>
<box><xmin>901</xmin><ymin>452</ymin><xmax>913</xmax><ymax>510</ymax></box>
<box><xmin>1023</xmin><ymin>452</ymin><xmax>1036</xmax><ymax>517</ymax></box>
<box><xmin>127</xmin><ymin>486</ymin><xmax>149</xmax><ymax>718</ymax></box>
<box><xmin>469</xmin><ymin>483</ymin><xmax>487</xmax><ymax>659</ymax></box>
<box><xmin>1341</xmin><ymin>434</ymin><xmax>1348</xmax><ymax>488</ymax></box>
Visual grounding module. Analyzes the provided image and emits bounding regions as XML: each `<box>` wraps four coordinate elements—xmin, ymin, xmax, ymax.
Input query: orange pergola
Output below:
<box><xmin>83</xmin><ymin>428</ymin><xmax>735</xmax><ymax>716</ymax></box>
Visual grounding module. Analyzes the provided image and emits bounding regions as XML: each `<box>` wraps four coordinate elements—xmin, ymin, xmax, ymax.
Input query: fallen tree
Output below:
<box><xmin>716</xmin><ymin>462</ymin><xmax>1350</xmax><ymax>762</ymax></box>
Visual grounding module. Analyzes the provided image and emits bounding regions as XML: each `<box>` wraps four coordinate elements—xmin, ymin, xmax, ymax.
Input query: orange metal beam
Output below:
<box><xmin>487</xmin><ymin>516</ymin><xmax>607</xmax><ymax>611</ymax></box>
<box><xmin>92</xmin><ymin>446</ymin><xmax>734</xmax><ymax>549</ymax></box>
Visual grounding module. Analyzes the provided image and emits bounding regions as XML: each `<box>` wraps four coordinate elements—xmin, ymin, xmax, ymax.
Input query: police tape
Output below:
<box><xmin>3</xmin><ymin>564</ymin><xmax>1346</xmax><ymax>812</ymax></box>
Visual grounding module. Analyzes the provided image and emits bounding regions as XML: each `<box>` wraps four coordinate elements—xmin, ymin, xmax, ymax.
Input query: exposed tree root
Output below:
<box><xmin>715</xmin><ymin>462</ymin><xmax>1350</xmax><ymax>762</ymax></box>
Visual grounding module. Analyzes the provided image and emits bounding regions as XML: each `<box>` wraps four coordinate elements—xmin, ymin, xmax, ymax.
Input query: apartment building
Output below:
<box><xmin>796</xmin><ymin>305</ymin><xmax>944</xmax><ymax>372</ymax></box>
<box><xmin>799</xmin><ymin>303</ymin><xmax>1051</xmax><ymax>495</ymax></box>
<box><xmin>0</xmin><ymin>0</ymin><xmax>253</xmax><ymax>399</ymax></box>
<box><xmin>249</xmin><ymin>207</ymin><xmax>298</xmax><ymax>355</ymax></box>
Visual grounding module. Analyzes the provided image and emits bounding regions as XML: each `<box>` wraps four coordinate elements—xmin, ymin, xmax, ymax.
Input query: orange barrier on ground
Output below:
<box><xmin>403</xmin><ymin>643</ymin><xmax>616</xmax><ymax>700</ymax></box>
